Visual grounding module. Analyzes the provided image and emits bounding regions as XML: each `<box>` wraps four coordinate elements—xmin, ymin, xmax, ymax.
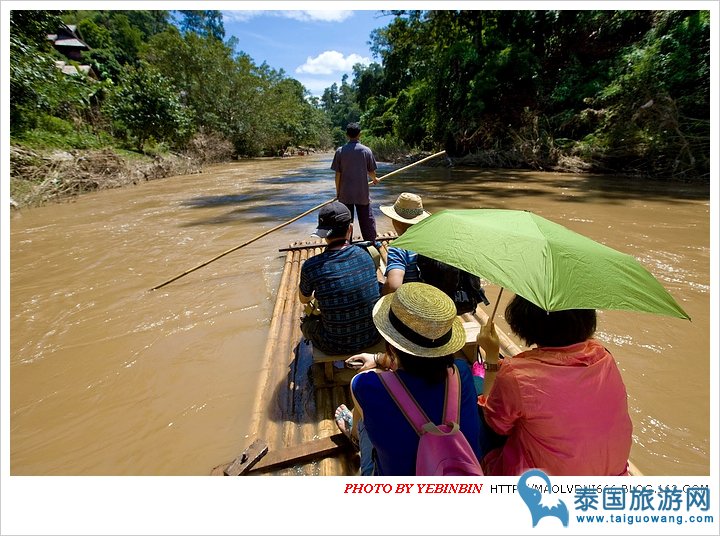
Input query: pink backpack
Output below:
<box><xmin>378</xmin><ymin>366</ymin><xmax>484</xmax><ymax>476</ymax></box>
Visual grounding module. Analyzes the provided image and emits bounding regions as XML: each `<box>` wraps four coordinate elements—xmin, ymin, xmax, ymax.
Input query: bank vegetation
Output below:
<box><xmin>10</xmin><ymin>10</ymin><xmax>709</xmax><ymax>207</ymax></box>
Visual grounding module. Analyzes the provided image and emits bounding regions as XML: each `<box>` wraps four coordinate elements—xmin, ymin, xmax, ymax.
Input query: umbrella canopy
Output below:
<box><xmin>392</xmin><ymin>208</ymin><xmax>690</xmax><ymax>320</ymax></box>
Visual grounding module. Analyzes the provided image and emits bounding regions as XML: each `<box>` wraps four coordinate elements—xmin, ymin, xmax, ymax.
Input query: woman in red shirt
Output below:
<box><xmin>478</xmin><ymin>295</ymin><xmax>633</xmax><ymax>476</ymax></box>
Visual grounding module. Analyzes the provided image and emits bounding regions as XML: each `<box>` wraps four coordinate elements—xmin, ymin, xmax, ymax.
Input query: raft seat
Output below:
<box><xmin>461</xmin><ymin>320</ymin><xmax>481</xmax><ymax>361</ymax></box>
<box><xmin>311</xmin><ymin>340</ymin><xmax>386</xmax><ymax>383</ymax></box>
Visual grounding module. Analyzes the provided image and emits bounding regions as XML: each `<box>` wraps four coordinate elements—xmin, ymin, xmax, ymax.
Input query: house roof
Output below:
<box><xmin>53</xmin><ymin>38</ymin><xmax>89</xmax><ymax>49</ymax></box>
<box><xmin>47</xmin><ymin>23</ymin><xmax>90</xmax><ymax>50</ymax></box>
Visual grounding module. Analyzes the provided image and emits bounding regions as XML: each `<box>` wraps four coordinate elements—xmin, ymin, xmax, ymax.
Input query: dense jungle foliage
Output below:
<box><xmin>10</xmin><ymin>10</ymin><xmax>332</xmax><ymax>159</ymax></box>
<box><xmin>10</xmin><ymin>9</ymin><xmax>710</xmax><ymax>181</ymax></box>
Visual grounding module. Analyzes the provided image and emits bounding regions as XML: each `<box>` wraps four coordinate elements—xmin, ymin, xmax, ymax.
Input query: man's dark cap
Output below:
<box><xmin>312</xmin><ymin>201</ymin><xmax>352</xmax><ymax>238</ymax></box>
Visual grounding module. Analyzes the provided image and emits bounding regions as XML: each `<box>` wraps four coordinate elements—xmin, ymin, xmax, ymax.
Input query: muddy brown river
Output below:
<box><xmin>9</xmin><ymin>153</ymin><xmax>710</xmax><ymax>475</ymax></box>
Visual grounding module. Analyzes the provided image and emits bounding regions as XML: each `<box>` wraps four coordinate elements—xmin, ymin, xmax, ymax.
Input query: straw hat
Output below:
<box><xmin>380</xmin><ymin>192</ymin><xmax>431</xmax><ymax>225</ymax></box>
<box><xmin>372</xmin><ymin>282</ymin><xmax>466</xmax><ymax>357</ymax></box>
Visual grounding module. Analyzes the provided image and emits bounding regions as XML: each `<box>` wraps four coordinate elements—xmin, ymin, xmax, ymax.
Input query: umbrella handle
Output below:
<box><xmin>488</xmin><ymin>287</ymin><xmax>504</xmax><ymax>323</ymax></box>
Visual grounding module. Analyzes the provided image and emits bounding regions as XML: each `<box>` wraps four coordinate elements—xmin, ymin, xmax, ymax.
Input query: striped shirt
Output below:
<box><xmin>384</xmin><ymin>246</ymin><xmax>420</xmax><ymax>282</ymax></box>
<box><xmin>300</xmin><ymin>245</ymin><xmax>381</xmax><ymax>353</ymax></box>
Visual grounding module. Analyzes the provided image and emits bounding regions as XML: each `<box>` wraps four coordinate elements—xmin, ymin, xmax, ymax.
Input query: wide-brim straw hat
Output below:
<box><xmin>372</xmin><ymin>282</ymin><xmax>466</xmax><ymax>357</ymax></box>
<box><xmin>380</xmin><ymin>192</ymin><xmax>431</xmax><ymax>224</ymax></box>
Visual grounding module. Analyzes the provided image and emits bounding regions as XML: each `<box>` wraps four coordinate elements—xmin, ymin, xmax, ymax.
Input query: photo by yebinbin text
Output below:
<box><xmin>344</xmin><ymin>483</ymin><xmax>483</xmax><ymax>494</ymax></box>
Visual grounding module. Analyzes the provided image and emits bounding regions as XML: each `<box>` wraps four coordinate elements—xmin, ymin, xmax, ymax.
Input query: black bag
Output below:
<box><xmin>416</xmin><ymin>254</ymin><xmax>490</xmax><ymax>315</ymax></box>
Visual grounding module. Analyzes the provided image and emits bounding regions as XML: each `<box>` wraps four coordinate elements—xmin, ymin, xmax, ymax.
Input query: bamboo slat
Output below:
<box><xmin>248</xmin><ymin>247</ymin><xmax>294</xmax><ymax>434</ymax></box>
<box><xmin>243</xmin><ymin>234</ymin><xmax>395</xmax><ymax>476</ymax></box>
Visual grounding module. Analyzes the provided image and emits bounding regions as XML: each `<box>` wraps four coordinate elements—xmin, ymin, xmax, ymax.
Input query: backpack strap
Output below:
<box><xmin>378</xmin><ymin>366</ymin><xmax>461</xmax><ymax>436</ymax></box>
<box><xmin>443</xmin><ymin>365</ymin><xmax>461</xmax><ymax>425</ymax></box>
<box><xmin>377</xmin><ymin>371</ymin><xmax>429</xmax><ymax>435</ymax></box>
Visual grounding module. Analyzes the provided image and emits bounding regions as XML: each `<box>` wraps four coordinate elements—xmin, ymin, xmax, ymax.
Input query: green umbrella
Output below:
<box><xmin>392</xmin><ymin>208</ymin><xmax>690</xmax><ymax>320</ymax></box>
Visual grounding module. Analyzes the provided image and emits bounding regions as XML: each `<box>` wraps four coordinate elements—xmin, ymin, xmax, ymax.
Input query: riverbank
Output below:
<box><xmin>9</xmin><ymin>146</ymin><xmax>194</xmax><ymax>208</ymax></box>
<box><xmin>9</xmin><ymin>132</ymin><xmax>241</xmax><ymax>208</ymax></box>
<box><xmin>8</xmin><ymin>142</ymin><xmax>699</xmax><ymax>209</ymax></box>
<box><xmin>8</xmin><ymin>144</ymin><xmax>430</xmax><ymax>208</ymax></box>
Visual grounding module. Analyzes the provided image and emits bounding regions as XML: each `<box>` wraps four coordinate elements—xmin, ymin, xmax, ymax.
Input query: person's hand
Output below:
<box><xmin>477</xmin><ymin>321</ymin><xmax>500</xmax><ymax>362</ymax></box>
<box><xmin>345</xmin><ymin>352</ymin><xmax>376</xmax><ymax>371</ymax></box>
<box><xmin>370</xmin><ymin>176</ymin><xmax>379</xmax><ymax>185</ymax></box>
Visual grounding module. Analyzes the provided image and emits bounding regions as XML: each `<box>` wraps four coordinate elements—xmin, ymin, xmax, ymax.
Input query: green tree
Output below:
<box><xmin>321</xmin><ymin>75</ymin><xmax>361</xmax><ymax>145</ymax></box>
<box><xmin>352</xmin><ymin>62</ymin><xmax>385</xmax><ymax>110</ymax></box>
<box><xmin>104</xmin><ymin>65</ymin><xmax>194</xmax><ymax>151</ymax></box>
<box><xmin>106</xmin><ymin>14</ymin><xmax>144</xmax><ymax>66</ymax></box>
<box><xmin>590</xmin><ymin>11</ymin><xmax>710</xmax><ymax>177</ymax></box>
<box><xmin>10</xmin><ymin>35</ymin><xmax>62</xmax><ymax>132</ymax></box>
<box><xmin>175</xmin><ymin>10</ymin><xmax>225</xmax><ymax>40</ymax></box>
<box><xmin>144</xmin><ymin>27</ymin><xmax>242</xmax><ymax>137</ymax></box>
<box><xmin>10</xmin><ymin>10</ymin><xmax>99</xmax><ymax>134</ymax></box>
<box><xmin>10</xmin><ymin>10</ymin><xmax>62</xmax><ymax>50</ymax></box>
<box><xmin>356</xmin><ymin>9</ymin><xmax>708</xmax><ymax>177</ymax></box>
<box><xmin>125</xmin><ymin>11</ymin><xmax>171</xmax><ymax>39</ymax></box>
<box><xmin>76</xmin><ymin>18</ymin><xmax>113</xmax><ymax>49</ymax></box>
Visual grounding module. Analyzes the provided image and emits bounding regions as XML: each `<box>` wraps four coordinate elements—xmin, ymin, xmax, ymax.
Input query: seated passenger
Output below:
<box><xmin>336</xmin><ymin>282</ymin><xmax>485</xmax><ymax>475</ymax></box>
<box><xmin>299</xmin><ymin>201</ymin><xmax>381</xmax><ymax>354</ymax></box>
<box><xmin>379</xmin><ymin>192</ymin><xmax>431</xmax><ymax>294</ymax></box>
<box><xmin>380</xmin><ymin>192</ymin><xmax>488</xmax><ymax>313</ymax></box>
<box><xmin>477</xmin><ymin>294</ymin><xmax>633</xmax><ymax>476</ymax></box>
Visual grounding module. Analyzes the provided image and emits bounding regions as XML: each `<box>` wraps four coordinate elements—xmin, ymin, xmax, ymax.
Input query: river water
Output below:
<box><xmin>8</xmin><ymin>153</ymin><xmax>711</xmax><ymax>476</ymax></box>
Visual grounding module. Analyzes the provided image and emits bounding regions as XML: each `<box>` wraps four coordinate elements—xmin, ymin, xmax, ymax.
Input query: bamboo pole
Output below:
<box><xmin>248</xmin><ymin>248</ymin><xmax>295</xmax><ymax>436</ymax></box>
<box><xmin>366</xmin><ymin>150</ymin><xmax>446</xmax><ymax>185</ymax></box>
<box><xmin>489</xmin><ymin>287</ymin><xmax>504</xmax><ymax>323</ymax></box>
<box><xmin>320</xmin><ymin>385</ymin><xmax>348</xmax><ymax>476</ymax></box>
<box><xmin>279</xmin><ymin>248</ymin><xmax>310</xmax><ymax>460</ymax></box>
<box><xmin>150</xmin><ymin>200</ymin><xmax>334</xmax><ymax>291</ymax></box>
<box><xmin>149</xmin><ymin>150</ymin><xmax>446</xmax><ymax>290</ymax></box>
<box><xmin>268</xmin><ymin>247</ymin><xmax>305</xmax><ymax>475</ymax></box>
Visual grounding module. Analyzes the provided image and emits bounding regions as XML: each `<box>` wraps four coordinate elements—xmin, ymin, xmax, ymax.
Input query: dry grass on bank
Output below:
<box><xmin>9</xmin><ymin>146</ymin><xmax>203</xmax><ymax>207</ymax></box>
<box><xmin>9</xmin><ymin>133</ymin><xmax>235</xmax><ymax>208</ymax></box>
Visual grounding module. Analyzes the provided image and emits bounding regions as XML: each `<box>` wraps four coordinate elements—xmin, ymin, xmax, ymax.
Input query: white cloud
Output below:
<box><xmin>280</xmin><ymin>10</ymin><xmax>354</xmax><ymax>23</ymax></box>
<box><xmin>296</xmin><ymin>50</ymin><xmax>371</xmax><ymax>75</ymax></box>
<box><xmin>222</xmin><ymin>10</ymin><xmax>353</xmax><ymax>24</ymax></box>
<box><xmin>222</xmin><ymin>11</ymin><xmax>262</xmax><ymax>23</ymax></box>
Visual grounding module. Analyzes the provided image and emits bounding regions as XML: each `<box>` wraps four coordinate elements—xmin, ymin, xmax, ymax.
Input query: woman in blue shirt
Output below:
<box><xmin>337</xmin><ymin>282</ymin><xmax>484</xmax><ymax>476</ymax></box>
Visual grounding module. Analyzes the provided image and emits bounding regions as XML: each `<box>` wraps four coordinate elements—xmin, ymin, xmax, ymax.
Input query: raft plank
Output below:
<box><xmin>223</xmin><ymin>438</ymin><xmax>269</xmax><ymax>476</ymax></box>
<box><xmin>248</xmin><ymin>433</ymin><xmax>352</xmax><ymax>475</ymax></box>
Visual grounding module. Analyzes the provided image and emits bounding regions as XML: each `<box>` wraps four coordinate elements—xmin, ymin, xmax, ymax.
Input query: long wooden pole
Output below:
<box><xmin>488</xmin><ymin>287</ymin><xmax>504</xmax><ymax>323</ymax></box>
<box><xmin>150</xmin><ymin>198</ymin><xmax>334</xmax><ymax>290</ymax></box>
<box><xmin>366</xmin><ymin>150</ymin><xmax>446</xmax><ymax>185</ymax></box>
<box><xmin>149</xmin><ymin>150</ymin><xmax>447</xmax><ymax>290</ymax></box>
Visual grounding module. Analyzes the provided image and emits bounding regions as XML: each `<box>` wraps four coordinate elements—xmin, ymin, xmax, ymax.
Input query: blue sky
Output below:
<box><xmin>221</xmin><ymin>9</ymin><xmax>393</xmax><ymax>97</ymax></box>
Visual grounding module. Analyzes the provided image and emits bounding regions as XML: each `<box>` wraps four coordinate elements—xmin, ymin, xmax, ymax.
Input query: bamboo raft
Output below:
<box><xmin>211</xmin><ymin>233</ymin><xmax>642</xmax><ymax>476</ymax></box>
<box><xmin>211</xmin><ymin>232</ymin><xmax>524</xmax><ymax>476</ymax></box>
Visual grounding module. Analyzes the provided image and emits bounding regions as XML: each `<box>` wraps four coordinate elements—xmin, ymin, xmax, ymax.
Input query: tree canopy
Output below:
<box><xmin>10</xmin><ymin>9</ymin><xmax>331</xmax><ymax>156</ymax></box>
<box><xmin>355</xmin><ymin>10</ymin><xmax>709</xmax><ymax>178</ymax></box>
<box><xmin>10</xmin><ymin>9</ymin><xmax>709</xmax><ymax>179</ymax></box>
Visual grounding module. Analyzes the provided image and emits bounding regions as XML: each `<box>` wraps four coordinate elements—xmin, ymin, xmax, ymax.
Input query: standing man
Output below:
<box><xmin>299</xmin><ymin>201</ymin><xmax>381</xmax><ymax>354</ymax></box>
<box><xmin>331</xmin><ymin>122</ymin><xmax>379</xmax><ymax>243</ymax></box>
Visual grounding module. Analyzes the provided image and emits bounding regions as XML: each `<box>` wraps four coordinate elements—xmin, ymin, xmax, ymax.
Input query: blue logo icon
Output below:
<box><xmin>518</xmin><ymin>469</ymin><xmax>569</xmax><ymax>527</ymax></box>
